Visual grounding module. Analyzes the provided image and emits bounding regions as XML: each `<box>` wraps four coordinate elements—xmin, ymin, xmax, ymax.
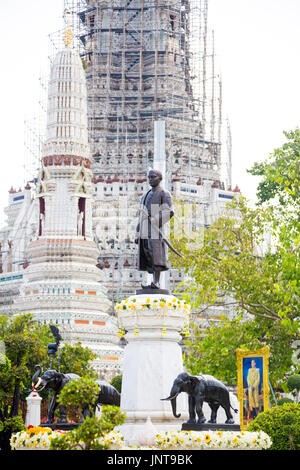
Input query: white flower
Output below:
<box><xmin>10</xmin><ymin>428</ymin><xmax>65</xmax><ymax>450</ymax></box>
<box><xmin>154</xmin><ymin>430</ymin><xmax>272</xmax><ymax>450</ymax></box>
<box><xmin>97</xmin><ymin>431</ymin><xmax>124</xmax><ymax>449</ymax></box>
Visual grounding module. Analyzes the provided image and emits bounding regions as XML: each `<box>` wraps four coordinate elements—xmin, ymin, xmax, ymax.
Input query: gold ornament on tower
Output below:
<box><xmin>63</xmin><ymin>25</ymin><xmax>74</xmax><ymax>48</ymax></box>
<box><xmin>63</xmin><ymin>9</ymin><xmax>74</xmax><ymax>48</ymax></box>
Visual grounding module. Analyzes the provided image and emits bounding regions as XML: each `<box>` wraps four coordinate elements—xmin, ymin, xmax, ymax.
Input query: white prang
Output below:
<box><xmin>43</xmin><ymin>48</ymin><xmax>89</xmax><ymax>159</ymax></box>
<box><xmin>12</xmin><ymin>45</ymin><xmax>123</xmax><ymax>377</ymax></box>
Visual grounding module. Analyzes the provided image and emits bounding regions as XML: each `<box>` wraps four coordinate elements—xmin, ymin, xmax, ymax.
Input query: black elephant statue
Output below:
<box><xmin>32</xmin><ymin>366</ymin><xmax>120</xmax><ymax>424</ymax></box>
<box><xmin>162</xmin><ymin>372</ymin><xmax>238</xmax><ymax>425</ymax></box>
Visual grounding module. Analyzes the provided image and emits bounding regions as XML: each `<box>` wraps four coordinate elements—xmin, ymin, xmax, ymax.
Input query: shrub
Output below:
<box><xmin>287</xmin><ymin>375</ymin><xmax>300</xmax><ymax>402</ymax></box>
<box><xmin>0</xmin><ymin>416</ymin><xmax>24</xmax><ymax>434</ymax></box>
<box><xmin>50</xmin><ymin>405</ymin><xmax>126</xmax><ymax>450</ymax></box>
<box><xmin>277</xmin><ymin>398</ymin><xmax>294</xmax><ymax>406</ymax></box>
<box><xmin>0</xmin><ymin>354</ymin><xmax>11</xmax><ymax>373</ymax></box>
<box><xmin>287</xmin><ymin>375</ymin><xmax>300</xmax><ymax>391</ymax></box>
<box><xmin>248</xmin><ymin>403</ymin><xmax>300</xmax><ymax>450</ymax></box>
<box><xmin>110</xmin><ymin>375</ymin><xmax>122</xmax><ymax>394</ymax></box>
<box><xmin>57</xmin><ymin>376</ymin><xmax>99</xmax><ymax>421</ymax></box>
<box><xmin>51</xmin><ymin>375</ymin><xmax>126</xmax><ymax>450</ymax></box>
<box><xmin>0</xmin><ymin>416</ymin><xmax>25</xmax><ymax>452</ymax></box>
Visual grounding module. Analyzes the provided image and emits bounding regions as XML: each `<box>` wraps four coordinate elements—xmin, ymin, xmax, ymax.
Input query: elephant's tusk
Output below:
<box><xmin>32</xmin><ymin>377</ymin><xmax>46</xmax><ymax>392</ymax></box>
<box><xmin>32</xmin><ymin>377</ymin><xmax>42</xmax><ymax>390</ymax></box>
<box><xmin>161</xmin><ymin>393</ymin><xmax>179</xmax><ymax>401</ymax></box>
<box><xmin>34</xmin><ymin>384</ymin><xmax>46</xmax><ymax>392</ymax></box>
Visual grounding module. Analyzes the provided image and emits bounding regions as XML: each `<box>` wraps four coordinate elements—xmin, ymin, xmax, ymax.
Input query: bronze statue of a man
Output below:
<box><xmin>135</xmin><ymin>169</ymin><xmax>174</xmax><ymax>290</ymax></box>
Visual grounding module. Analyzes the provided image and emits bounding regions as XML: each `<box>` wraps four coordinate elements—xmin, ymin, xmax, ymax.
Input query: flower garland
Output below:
<box><xmin>115</xmin><ymin>296</ymin><xmax>191</xmax><ymax>314</ymax></box>
<box><xmin>155</xmin><ymin>430</ymin><xmax>272</xmax><ymax>450</ymax></box>
<box><xmin>10</xmin><ymin>426</ymin><xmax>67</xmax><ymax>450</ymax></box>
<box><xmin>115</xmin><ymin>296</ymin><xmax>191</xmax><ymax>338</ymax></box>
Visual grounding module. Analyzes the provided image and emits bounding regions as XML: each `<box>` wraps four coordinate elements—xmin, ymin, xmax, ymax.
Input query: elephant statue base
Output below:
<box><xmin>40</xmin><ymin>422</ymin><xmax>80</xmax><ymax>432</ymax></box>
<box><xmin>182</xmin><ymin>422</ymin><xmax>240</xmax><ymax>432</ymax></box>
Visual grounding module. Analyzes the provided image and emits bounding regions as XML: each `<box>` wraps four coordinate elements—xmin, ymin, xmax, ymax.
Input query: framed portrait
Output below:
<box><xmin>236</xmin><ymin>346</ymin><xmax>270</xmax><ymax>430</ymax></box>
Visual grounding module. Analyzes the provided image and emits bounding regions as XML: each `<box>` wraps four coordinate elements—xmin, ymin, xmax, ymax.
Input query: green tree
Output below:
<box><xmin>0</xmin><ymin>315</ymin><xmax>99</xmax><ymax>423</ymax></box>
<box><xmin>0</xmin><ymin>314</ymin><xmax>49</xmax><ymax>420</ymax></box>
<box><xmin>249</xmin><ymin>129</ymin><xmax>300</xmax><ymax>331</ymax></box>
<box><xmin>0</xmin><ymin>314</ymin><xmax>49</xmax><ymax>450</ymax></box>
<box><xmin>170</xmin><ymin>129</ymin><xmax>300</xmax><ymax>384</ymax></box>
<box><xmin>184</xmin><ymin>315</ymin><xmax>295</xmax><ymax>386</ymax></box>
<box><xmin>172</xmin><ymin>196</ymin><xmax>299</xmax><ymax>327</ymax></box>
<box><xmin>248</xmin><ymin>128</ymin><xmax>300</xmax><ymax>215</ymax></box>
<box><xmin>58</xmin><ymin>343</ymin><xmax>97</xmax><ymax>379</ymax></box>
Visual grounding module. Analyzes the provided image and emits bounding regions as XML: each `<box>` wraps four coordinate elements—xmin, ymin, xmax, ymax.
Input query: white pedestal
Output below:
<box><xmin>25</xmin><ymin>391</ymin><xmax>42</xmax><ymax>427</ymax></box>
<box><xmin>117</xmin><ymin>294</ymin><xmax>189</xmax><ymax>446</ymax></box>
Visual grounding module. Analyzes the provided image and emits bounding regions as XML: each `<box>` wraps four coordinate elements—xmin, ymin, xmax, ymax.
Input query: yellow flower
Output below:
<box><xmin>233</xmin><ymin>438</ymin><xmax>238</xmax><ymax>444</ymax></box>
<box><xmin>204</xmin><ymin>434</ymin><xmax>211</xmax><ymax>443</ymax></box>
<box><xmin>160</xmin><ymin>302</ymin><xmax>165</xmax><ymax>307</ymax></box>
<box><xmin>146</xmin><ymin>298</ymin><xmax>151</xmax><ymax>303</ymax></box>
<box><xmin>217</xmin><ymin>431</ymin><xmax>223</xmax><ymax>438</ymax></box>
<box><xmin>252</xmin><ymin>439</ymin><xmax>256</xmax><ymax>444</ymax></box>
<box><xmin>168</xmin><ymin>302</ymin><xmax>172</xmax><ymax>307</ymax></box>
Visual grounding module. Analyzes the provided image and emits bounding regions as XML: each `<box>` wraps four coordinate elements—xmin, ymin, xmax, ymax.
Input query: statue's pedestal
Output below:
<box><xmin>117</xmin><ymin>294</ymin><xmax>189</xmax><ymax>446</ymax></box>
<box><xmin>182</xmin><ymin>423</ymin><xmax>241</xmax><ymax>432</ymax></box>
<box><xmin>39</xmin><ymin>423</ymin><xmax>79</xmax><ymax>431</ymax></box>
<box><xmin>25</xmin><ymin>392</ymin><xmax>42</xmax><ymax>428</ymax></box>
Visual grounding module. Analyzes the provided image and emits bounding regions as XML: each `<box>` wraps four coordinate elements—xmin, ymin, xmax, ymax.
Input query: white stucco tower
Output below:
<box><xmin>14</xmin><ymin>37</ymin><xmax>122</xmax><ymax>377</ymax></box>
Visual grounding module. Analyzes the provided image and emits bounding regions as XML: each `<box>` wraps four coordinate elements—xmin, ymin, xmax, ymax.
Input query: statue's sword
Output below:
<box><xmin>139</xmin><ymin>206</ymin><xmax>183</xmax><ymax>258</ymax></box>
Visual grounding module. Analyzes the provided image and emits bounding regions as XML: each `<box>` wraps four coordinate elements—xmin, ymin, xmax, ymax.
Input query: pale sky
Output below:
<box><xmin>0</xmin><ymin>0</ymin><xmax>299</xmax><ymax>227</ymax></box>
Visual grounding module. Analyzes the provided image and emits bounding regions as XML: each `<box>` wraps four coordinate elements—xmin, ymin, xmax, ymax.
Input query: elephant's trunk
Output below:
<box><xmin>171</xmin><ymin>396</ymin><xmax>181</xmax><ymax>419</ymax></box>
<box><xmin>161</xmin><ymin>389</ymin><xmax>181</xmax><ymax>419</ymax></box>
